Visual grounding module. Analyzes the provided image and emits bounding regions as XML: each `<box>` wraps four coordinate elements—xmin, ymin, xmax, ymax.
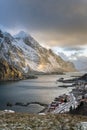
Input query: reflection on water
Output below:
<box><xmin>0</xmin><ymin>72</ymin><xmax>83</xmax><ymax>113</ymax></box>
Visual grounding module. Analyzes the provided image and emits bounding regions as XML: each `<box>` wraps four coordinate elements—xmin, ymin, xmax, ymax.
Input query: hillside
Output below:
<box><xmin>0</xmin><ymin>112</ymin><xmax>87</xmax><ymax>130</ymax></box>
<box><xmin>0</xmin><ymin>59</ymin><xmax>23</xmax><ymax>81</ymax></box>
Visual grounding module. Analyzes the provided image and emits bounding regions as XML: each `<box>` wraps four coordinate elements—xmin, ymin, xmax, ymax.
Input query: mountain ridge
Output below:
<box><xmin>0</xmin><ymin>29</ymin><xmax>76</xmax><ymax>80</ymax></box>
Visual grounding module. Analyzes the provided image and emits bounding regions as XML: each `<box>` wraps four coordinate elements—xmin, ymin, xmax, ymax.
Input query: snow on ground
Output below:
<box><xmin>77</xmin><ymin>122</ymin><xmax>87</xmax><ymax>130</ymax></box>
<box><xmin>4</xmin><ymin>110</ymin><xmax>15</xmax><ymax>113</ymax></box>
<box><xmin>12</xmin><ymin>39</ymin><xmax>38</xmax><ymax>61</ymax></box>
<box><xmin>14</xmin><ymin>31</ymin><xmax>29</xmax><ymax>39</ymax></box>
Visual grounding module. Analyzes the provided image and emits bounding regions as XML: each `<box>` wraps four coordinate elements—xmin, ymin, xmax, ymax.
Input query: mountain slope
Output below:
<box><xmin>0</xmin><ymin>30</ymin><xmax>76</xmax><ymax>79</ymax></box>
<box><xmin>0</xmin><ymin>59</ymin><xmax>23</xmax><ymax>80</ymax></box>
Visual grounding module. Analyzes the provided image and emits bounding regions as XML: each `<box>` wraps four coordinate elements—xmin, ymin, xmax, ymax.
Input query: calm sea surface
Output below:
<box><xmin>0</xmin><ymin>73</ymin><xmax>83</xmax><ymax>113</ymax></box>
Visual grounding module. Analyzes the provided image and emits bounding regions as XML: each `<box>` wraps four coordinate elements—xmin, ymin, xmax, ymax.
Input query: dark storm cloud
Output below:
<box><xmin>0</xmin><ymin>0</ymin><xmax>87</xmax><ymax>47</ymax></box>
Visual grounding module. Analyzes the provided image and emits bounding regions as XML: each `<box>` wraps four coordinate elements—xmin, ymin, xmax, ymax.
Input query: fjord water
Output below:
<box><xmin>0</xmin><ymin>73</ymin><xmax>82</xmax><ymax>113</ymax></box>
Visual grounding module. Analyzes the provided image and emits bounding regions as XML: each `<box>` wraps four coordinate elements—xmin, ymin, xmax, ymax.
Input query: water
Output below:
<box><xmin>0</xmin><ymin>73</ymin><xmax>83</xmax><ymax>113</ymax></box>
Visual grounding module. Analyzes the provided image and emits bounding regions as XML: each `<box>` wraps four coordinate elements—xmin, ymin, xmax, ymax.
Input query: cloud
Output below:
<box><xmin>63</xmin><ymin>47</ymin><xmax>85</xmax><ymax>51</ymax></box>
<box><xmin>52</xmin><ymin>47</ymin><xmax>87</xmax><ymax>71</ymax></box>
<box><xmin>71</xmin><ymin>55</ymin><xmax>87</xmax><ymax>71</ymax></box>
<box><xmin>0</xmin><ymin>0</ymin><xmax>87</xmax><ymax>47</ymax></box>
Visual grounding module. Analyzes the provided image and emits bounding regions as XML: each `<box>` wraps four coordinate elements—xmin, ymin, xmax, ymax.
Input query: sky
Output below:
<box><xmin>0</xmin><ymin>0</ymin><xmax>87</xmax><ymax>70</ymax></box>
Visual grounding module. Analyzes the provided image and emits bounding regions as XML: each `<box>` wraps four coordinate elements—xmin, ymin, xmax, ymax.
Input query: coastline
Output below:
<box><xmin>0</xmin><ymin>75</ymin><xmax>38</xmax><ymax>82</ymax></box>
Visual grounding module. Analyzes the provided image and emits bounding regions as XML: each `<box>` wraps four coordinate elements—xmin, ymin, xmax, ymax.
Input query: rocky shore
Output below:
<box><xmin>0</xmin><ymin>112</ymin><xmax>87</xmax><ymax>130</ymax></box>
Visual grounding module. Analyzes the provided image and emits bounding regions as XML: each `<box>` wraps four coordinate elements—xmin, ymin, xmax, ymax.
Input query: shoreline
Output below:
<box><xmin>0</xmin><ymin>75</ymin><xmax>38</xmax><ymax>82</ymax></box>
<box><xmin>0</xmin><ymin>73</ymin><xmax>86</xmax><ymax>115</ymax></box>
<box><xmin>6</xmin><ymin>101</ymin><xmax>48</xmax><ymax>114</ymax></box>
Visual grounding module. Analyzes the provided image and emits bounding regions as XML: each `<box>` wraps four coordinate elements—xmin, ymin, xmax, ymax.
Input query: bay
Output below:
<box><xmin>0</xmin><ymin>73</ymin><xmax>83</xmax><ymax>113</ymax></box>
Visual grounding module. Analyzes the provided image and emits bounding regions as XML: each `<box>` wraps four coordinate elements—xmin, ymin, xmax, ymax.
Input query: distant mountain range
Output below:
<box><xmin>0</xmin><ymin>30</ymin><xmax>76</xmax><ymax>80</ymax></box>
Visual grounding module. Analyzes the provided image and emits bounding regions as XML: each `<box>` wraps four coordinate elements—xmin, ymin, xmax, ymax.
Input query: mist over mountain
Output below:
<box><xmin>54</xmin><ymin>50</ymin><xmax>87</xmax><ymax>72</ymax></box>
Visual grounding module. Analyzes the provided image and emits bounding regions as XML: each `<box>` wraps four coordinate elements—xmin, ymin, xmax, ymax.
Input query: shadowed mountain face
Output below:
<box><xmin>0</xmin><ymin>30</ymin><xmax>76</xmax><ymax>80</ymax></box>
<box><xmin>0</xmin><ymin>59</ymin><xmax>23</xmax><ymax>80</ymax></box>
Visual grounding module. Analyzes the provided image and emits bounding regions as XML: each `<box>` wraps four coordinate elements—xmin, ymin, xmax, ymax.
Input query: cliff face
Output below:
<box><xmin>0</xmin><ymin>30</ymin><xmax>76</xmax><ymax>80</ymax></box>
<box><xmin>0</xmin><ymin>59</ymin><xmax>23</xmax><ymax>80</ymax></box>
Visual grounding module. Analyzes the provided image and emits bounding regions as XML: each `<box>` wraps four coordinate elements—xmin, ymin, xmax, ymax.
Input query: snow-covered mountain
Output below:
<box><xmin>0</xmin><ymin>30</ymin><xmax>76</xmax><ymax>80</ymax></box>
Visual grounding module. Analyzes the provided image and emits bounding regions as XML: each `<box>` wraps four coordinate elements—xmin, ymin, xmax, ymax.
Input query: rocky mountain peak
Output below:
<box><xmin>14</xmin><ymin>31</ymin><xmax>29</xmax><ymax>39</ymax></box>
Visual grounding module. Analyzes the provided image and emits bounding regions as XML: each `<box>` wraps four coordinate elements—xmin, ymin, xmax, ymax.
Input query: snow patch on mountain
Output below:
<box><xmin>14</xmin><ymin>31</ymin><xmax>29</xmax><ymax>39</ymax></box>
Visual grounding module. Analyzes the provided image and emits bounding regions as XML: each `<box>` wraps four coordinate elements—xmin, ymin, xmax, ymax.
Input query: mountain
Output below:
<box><xmin>0</xmin><ymin>59</ymin><xmax>23</xmax><ymax>80</ymax></box>
<box><xmin>56</xmin><ymin>51</ymin><xmax>87</xmax><ymax>72</ymax></box>
<box><xmin>0</xmin><ymin>30</ymin><xmax>76</xmax><ymax>80</ymax></box>
<box><xmin>72</xmin><ymin>56</ymin><xmax>87</xmax><ymax>72</ymax></box>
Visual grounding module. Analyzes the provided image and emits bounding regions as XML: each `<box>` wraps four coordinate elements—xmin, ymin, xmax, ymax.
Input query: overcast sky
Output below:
<box><xmin>0</xmin><ymin>0</ymin><xmax>87</xmax><ymax>54</ymax></box>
